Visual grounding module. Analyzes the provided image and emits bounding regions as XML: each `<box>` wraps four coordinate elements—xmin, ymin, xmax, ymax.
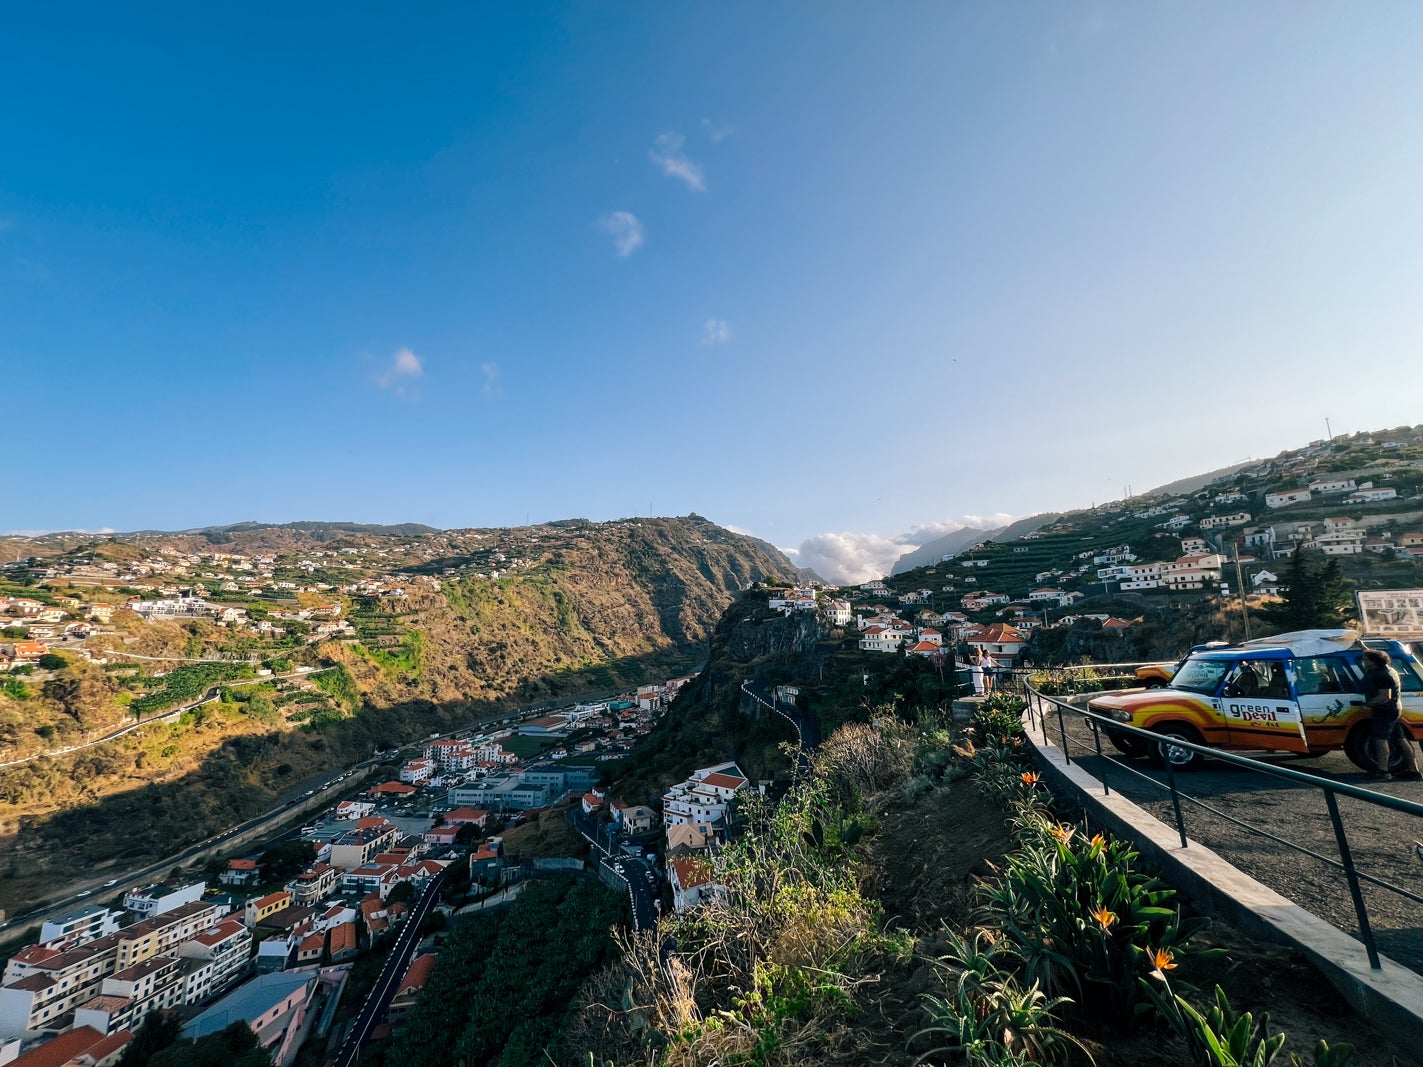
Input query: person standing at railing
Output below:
<box><xmin>968</xmin><ymin>649</ymin><xmax>985</xmax><ymax>697</ymax></box>
<box><xmin>981</xmin><ymin>649</ymin><xmax>998</xmax><ymax>694</ymax></box>
<box><xmin>1360</xmin><ymin>649</ymin><xmax>1422</xmax><ymax>782</ymax></box>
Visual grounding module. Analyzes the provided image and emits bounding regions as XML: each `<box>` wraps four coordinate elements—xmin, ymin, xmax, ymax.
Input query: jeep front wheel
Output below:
<box><xmin>1149</xmin><ymin>724</ymin><xmax>1206</xmax><ymax>771</ymax></box>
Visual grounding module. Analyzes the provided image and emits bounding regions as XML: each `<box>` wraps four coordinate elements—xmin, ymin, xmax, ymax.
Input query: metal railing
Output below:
<box><xmin>1019</xmin><ymin>665</ymin><xmax>1423</xmax><ymax>971</ymax></box>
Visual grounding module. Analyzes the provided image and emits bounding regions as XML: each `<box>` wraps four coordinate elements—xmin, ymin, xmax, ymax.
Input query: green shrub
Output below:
<box><xmin>979</xmin><ymin>810</ymin><xmax>1207</xmax><ymax>1031</ymax></box>
<box><xmin>912</xmin><ymin>929</ymin><xmax>1088</xmax><ymax>1066</ymax></box>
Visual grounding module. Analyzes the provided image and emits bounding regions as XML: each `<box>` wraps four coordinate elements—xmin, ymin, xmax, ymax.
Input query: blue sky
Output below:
<box><xmin>5</xmin><ymin>4</ymin><xmax>1423</xmax><ymax>581</ymax></box>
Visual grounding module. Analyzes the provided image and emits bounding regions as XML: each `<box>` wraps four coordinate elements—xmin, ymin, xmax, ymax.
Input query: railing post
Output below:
<box><xmin>1323</xmin><ymin>791</ymin><xmax>1381</xmax><ymax>970</ymax></box>
<box><xmin>1163</xmin><ymin>757</ymin><xmax>1188</xmax><ymax>849</ymax></box>
<box><xmin>1089</xmin><ymin>717</ymin><xmax>1109</xmax><ymax>796</ymax></box>
<box><xmin>1056</xmin><ymin>701</ymin><xmax>1070</xmax><ymax>765</ymax></box>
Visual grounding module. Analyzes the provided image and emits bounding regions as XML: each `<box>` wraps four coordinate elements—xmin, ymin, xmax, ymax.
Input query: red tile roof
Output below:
<box><xmin>328</xmin><ymin>922</ymin><xmax>357</xmax><ymax>954</ymax></box>
<box><xmin>370</xmin><ymin>781</ymin><xmax>416</xmax><ymax>795</ymax></box>
<box><xmin>443</xmin><ymin>807</ymin><xmax>487</xmax><ymax>823</ymax></box>
<box><xmin>670</xmin><ymin>857</ymin><xmax>715</xmax><ymax>890</ymax></box>
<box><xmin>397</xmin><ymin>953</ymin><xmax>437</xmax><ymax>996</ymax></box>
<box><xmin>12</xmin><ymin>1026</ymin><xmax>107</xmax><ymax>1067</ymax></box>
<box><xmin>85</xmin><ymin>1029</ymin><xmax>133</xmax><ymax>1063</ymax></box>
<box><xmin>700</xmin><ymin>772</ymin><xmax>746</xmax><ymax>791</ymax></box>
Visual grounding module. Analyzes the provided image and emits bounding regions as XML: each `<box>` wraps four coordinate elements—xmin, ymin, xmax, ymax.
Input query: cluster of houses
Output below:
<box><xmin>766</xmin><ymin>587</ymin><xmax>852</xmax><ymax>627</ymax></box>
<box><xmin>659</xmin><ymin>762</ymin><xmax>753</xmax><ymax>914</ymax></box>
<box><xmin>0</xmin><ymin>807</ymin><xmax>461</xmax><ymax>1066</ymax></box>
<box><xmin>381</xmin><ymin>691</ymin><xmax>680</xmax><ymax>808</ymax></box>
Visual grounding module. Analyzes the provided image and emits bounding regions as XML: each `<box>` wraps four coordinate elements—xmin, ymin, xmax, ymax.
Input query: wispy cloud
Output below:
<box><xmin>649</xmin><ymin>132</ymin><xmax>705</xmax><ymax>191</ymax></box>
<box><xmin>700</xmin><ymin>118</ymin><xmax>735</xmax><ymax>143</ymax></box>
<box><xmin>480</xmin><ymin>362</ymin><xmax>502</xmax><ymax>399</ymax></box>
<box><xmin>601</xmin><ymin>211</ymin><xmax>645</xmax><ymax>257</ymax></box>
<box><xmin>701</xmin><ymin>318</ymin><xmax>733</xmax><ymax>346</ymax></box>
<box><xmin>375</xmin><ymin>346</ymin><xmax>424</xmax><ymax>396</ymax></box>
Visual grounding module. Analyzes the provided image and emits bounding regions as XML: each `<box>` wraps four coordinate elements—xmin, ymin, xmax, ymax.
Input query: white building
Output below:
<box><xmin>39</xmin><ymin>907</ymin><xmax>121</xmax><ymax>951</ymax></box>
<box><xmin>1265</xmin><ymin>490</ymin><xmax>1312</xmax><ymax>508</ymax></box>
<box><xmin>663</xmin><ymin>763</ymin><xmax>750</xmax><ymax>829</ymax></box>
<box><xmin>1200</xmin><ymin>512</ymin><xmax>1251</xmax><ymax>530</ymax></box>
<box><xmin>858</xmin><ymin>626</ymin><xmax>903</xmax><ymax>653</ymax></box>
<box><xmin>123</xmin><ymin>882</ymin><xmax>206</xmax><ymax>919</ymax></box>
<box><xmin>1348</xmin><ymin>487</ymin><xmax>1397</xmax><ymax>503</ymax></box>
<box><xmin>1308</xmin><ymin>477</ymin><xmax>1356</xmax><ymax>494</ymax></box>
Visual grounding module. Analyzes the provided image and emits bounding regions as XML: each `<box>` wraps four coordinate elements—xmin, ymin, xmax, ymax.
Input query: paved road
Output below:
<box><xmin>742</xmin><ymin>681</ymin><xmax>821</xmax><ymax>770</ymax></box>
<box><xmin>567</xmin><ymin>808</ymin><xmax>657</xmax><ymax>931</ymax></box>
<box><xmin>332</xmin><ymin>869</ymin><xmax>447</xmax><ymax>1067</ymax></box>
<box><xmin>1039</xmin><ymin>698</ymin><xmax>1423</xmax><ymax>973</ymax></box>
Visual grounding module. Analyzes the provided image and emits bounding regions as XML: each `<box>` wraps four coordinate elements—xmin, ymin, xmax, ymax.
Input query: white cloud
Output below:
<box><xmin>481</xmin><ymin>362</ymin><xmax>502</xmax><ymax>399</ymax></box>
<box><xmin>787</xmin><ymin>514</ymin><xmax>1021</xmax><ymax>585</ymax></box>
<box><xmin>649</xmin><ymin>132</ymin><xmax>705</xmax><ymax>191</ymax></box>
<box><xmin>375</xmin><ymin>347</ymin><xmax>424</xmax><ymax>396</ymax></box>
<box><xmin>700</xmin><ymin>118</ymin><xmax>735</xmax><ymax>142</ymax></box>
<box><xmin>601</xmin><ymin>211</ymin><xmax>645</xmax><ymax>257</ymax></box>
<box><xmin>701</xmin><ymin>318</ymin><xmax>732</xmax><ymax>346</ymax></box>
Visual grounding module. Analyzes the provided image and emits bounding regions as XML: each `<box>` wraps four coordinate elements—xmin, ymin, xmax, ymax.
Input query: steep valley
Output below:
<box><xmin>0</xmin><ymin>516</ymin><xmax>793</xmax><ymax>910</ymax></box>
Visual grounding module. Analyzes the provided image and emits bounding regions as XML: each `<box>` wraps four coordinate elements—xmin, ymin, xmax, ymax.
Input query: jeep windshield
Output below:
<box><xmin>1171</xmin><ymin>657</ymin><xmax>1231</xmax><ymax>695</ymax></box>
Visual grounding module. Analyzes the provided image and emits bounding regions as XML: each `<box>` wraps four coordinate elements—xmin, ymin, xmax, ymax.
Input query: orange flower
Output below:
<box><xmin>1148</xmin><ymin>947</ymin><xmax>1177</xmax><ymax>973</ymax></box>
<box><xmin>1011</xmin><ymin>738</ymin><xmax>1023</xmax><ymax>747</ymax></box>
<box><xmin>1091</xmin><ymin>905</ymin><xmax>1116</xmax><ymax>929</ymax></box>
<box><xmin>1050</xmin><ymin>824</ymin><xmax>1075</xmax><ymax>844</ymax></box>
<box><xmin>1020</xmin><ymin>772</ymin><xmax>1040</xmax><ymax>785</ymax></box>
<box><xmin>1089</xmin><ymin>834</ymin><xmax>1106</xmax><ymax>849</ymax></box>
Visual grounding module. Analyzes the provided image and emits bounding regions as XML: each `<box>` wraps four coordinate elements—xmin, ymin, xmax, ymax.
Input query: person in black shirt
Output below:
<box><xmin>1360</xmin><ymin>649</ymin><xmax>1421</xmax><ymax>781</ymax></box>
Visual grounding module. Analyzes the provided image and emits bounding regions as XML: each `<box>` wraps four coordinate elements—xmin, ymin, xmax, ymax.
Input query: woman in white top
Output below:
<box><xmin>980</xmin><ymin>650</ymin><xmax>997</xmax><ymax>693</ymax></box>
<box><xmin>969</xmin><ymin>650</ymin><xmax>985</xmax><ymax>696</ymax></box>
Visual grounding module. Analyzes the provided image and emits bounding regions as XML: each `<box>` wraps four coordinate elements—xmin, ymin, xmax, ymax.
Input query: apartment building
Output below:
<box><xmin>38</xmin><ymin>906</ymin><xmax>121</xmax><ymax>951</ymax></box>
<box><xmin>286</xmin><ymin>864</ymin><xmax>338</xmax><ymax>907</ymax></box>
<box><xmin>122</xmin><ymin>881</ymin><xmax>205</xmax><ymax>919</ymax></box>
<box><xmin>175</xmin><ymin>918</ymin><xmax>252</xmax><ymax>993</ymax></box>
<box><xmin>663</xmin><ymin>763</ymin><xmax>750</xmax><ymax>829</ymax></box>
<box><xmin>328</xmin><ymin>822</ymin><xmax>400</xmax><ymax>870</ymax></box>
<box><xmin>115</xmin><ymin>901</ymin><xmax>227</xmax><ymax>970</ymax></box>
<box><xmin>73</xmin><ymin>956</ymin><xmax>186</xmax><ymax>1036</ymax></box>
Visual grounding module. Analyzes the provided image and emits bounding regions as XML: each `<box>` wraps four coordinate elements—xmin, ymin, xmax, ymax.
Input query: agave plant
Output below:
<box><xmin>911</xmin><ymin>930</ymin><xmax>1093</xmax><ymax>1067</ymax></box>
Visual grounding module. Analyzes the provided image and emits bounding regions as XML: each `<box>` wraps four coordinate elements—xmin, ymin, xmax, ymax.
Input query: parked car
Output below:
<box><xmin>1091</xmin><ymin>630</ymin><xmax>1423</xmax><ymax>771</ymax></box>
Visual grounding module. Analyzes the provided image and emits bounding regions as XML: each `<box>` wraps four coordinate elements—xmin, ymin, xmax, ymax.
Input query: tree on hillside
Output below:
<box><xmin>1257</xmin><ymin>548</ymin><xmax>1354</xmax><ymax>632</ymax></box>
<box><xmin>258</xmin><ymin>839</ymin><xmax>315</xmax><ymax>883</ymax></box>
<box><xmin>117</xmin><ymin>1010</ymin><xmax>183</xmax><ymax>1067</ymax></box>
<box><xmin>149</xmin><ymin>1021</ymin><xmax>272</xmax><ymax>1067</ymax></box>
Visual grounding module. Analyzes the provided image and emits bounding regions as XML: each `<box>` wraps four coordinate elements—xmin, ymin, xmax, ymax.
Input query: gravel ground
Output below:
<box><xmin>1042</xmin><ymin>710</ymin><xmax>1423</xmax><ymax>973</ymax></box>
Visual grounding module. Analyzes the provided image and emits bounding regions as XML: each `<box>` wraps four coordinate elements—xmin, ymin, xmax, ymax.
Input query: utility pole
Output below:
<box><xmin>1325</xmin><ymin>417</ymin><xmax>1333</xmax><ymax>442</ymax></box>
<box><xmin>1233</xmin><ymin>542</ymin><xmax>1252</xmax><ymax>640</ymax></box>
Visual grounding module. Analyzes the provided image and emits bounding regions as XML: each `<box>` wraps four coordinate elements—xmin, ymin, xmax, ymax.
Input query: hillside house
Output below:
<box><xmin>220</xmin><ymin>859</ymin><xmax>261</xmax><ymax>888</ymax></box>
<box><xmin>669</xmin><ymin>857</ymin><xmax>719</xmax><ymax>914</ymax></box>
<box><xmin>858</xmin><ymin>626</ymin><xmax>903</xmax><ymax>654</ymax></box>
<box><xmin>1266</xmin><ymin>489</ymin><xmax>1312</xmax><ymax>508</ymax></box>
<box><xmin>1349</xmin><ymin>487</ymin><xmax>1398</xmax><ymax>503</ymax></box>
<box><xmin>965</xmin><ymin>623</ymin><xmax>1027</xmax><ymax>662</ymax></box>
<box><xmin>1308</xmin><ymin>477</ymin><xmax>1357</xmax><ymax>494</ymax></box>
<box><xmin>663</xmin><ymin>763</ymin><xmax>749</xmax><ymax>830</ymax></box>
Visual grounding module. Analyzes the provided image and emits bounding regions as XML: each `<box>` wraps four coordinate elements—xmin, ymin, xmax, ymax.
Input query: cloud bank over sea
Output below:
<box><xmin>781</xmin><ymin>515</ymin><xmax>1018</xmax><ymax>585</ymax></box>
